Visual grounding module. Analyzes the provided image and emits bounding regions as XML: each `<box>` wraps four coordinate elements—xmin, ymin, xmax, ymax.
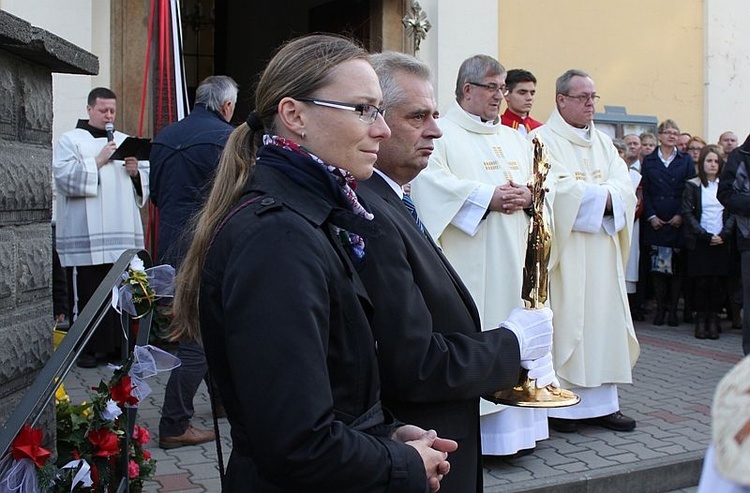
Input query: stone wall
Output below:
<box><xmin>0</xmin><ymin>10</ymin><xmax>97</xmax><ymax>434</ymax></box>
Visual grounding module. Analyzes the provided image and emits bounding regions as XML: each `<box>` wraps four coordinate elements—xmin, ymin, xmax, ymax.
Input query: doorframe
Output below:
<box><xmin>372</xmin><ymin>0</ymin><xmax>413</xmax><ymax>54</ymax></box>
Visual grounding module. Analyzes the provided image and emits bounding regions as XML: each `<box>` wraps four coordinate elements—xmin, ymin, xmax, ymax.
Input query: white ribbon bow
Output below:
<box><xmin>0</xmin><ymin>455</ymin><xmax>38</xmax><ymax>493</ymax></box>
<box><xmin>111</xmin><ymin>263</ymin><xmax>176</xmax><ymax>317</ymax></box>
<box><xmin>127</xmin><ymin>345</ymin><xmax>181</xmax><ymax>403</ymax></box>
<box><xmin>62</xmin><ymin>459</ymin><xmax>93</xmax><ymax>492</ymax></box>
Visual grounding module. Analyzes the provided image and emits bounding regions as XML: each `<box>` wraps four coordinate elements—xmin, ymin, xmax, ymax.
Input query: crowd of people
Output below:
<box><xmin>613</xmin><ymin>123</ymin><xmax>747</xmax><ymax>346</ymax></box>
<box><xmin>50</xmin><ymin>33</ymin><xmax>749</xmax><ymax>492</ymax></box>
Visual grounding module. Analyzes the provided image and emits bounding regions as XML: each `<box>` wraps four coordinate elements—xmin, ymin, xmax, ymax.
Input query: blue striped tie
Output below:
<box><xmin>402</xmin><ymin>194</ymin><xmax>426</xmax><ymax>233</ymax></box>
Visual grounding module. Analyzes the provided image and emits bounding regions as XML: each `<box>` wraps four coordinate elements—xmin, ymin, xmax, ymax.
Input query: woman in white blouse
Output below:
<box><xmin>682</xmin><ymin>144</ymin><xmax>736</xmax><ymax>339</ymax></box>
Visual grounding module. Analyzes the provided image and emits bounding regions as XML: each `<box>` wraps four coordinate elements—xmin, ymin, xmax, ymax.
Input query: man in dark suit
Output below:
<box><xmin>149</xmin><ymin>75</ymin><xmax>238</xmax><ymax>449</ymax></box>
<box><xmin>357</xmin><ymin>51</ymin><xmax>558</xmax><ymax>493</ymax></box>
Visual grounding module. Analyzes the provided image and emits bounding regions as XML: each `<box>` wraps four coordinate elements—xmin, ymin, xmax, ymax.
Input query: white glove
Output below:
<box><xmin>521</xmin><ymin>353</ymin><xmax>560</xmax><ymax>388</ymax></box>
<box><xmin>500</xmin><ymin>307</ymin><xmax>553</xmax><ymax>361</ymax></box>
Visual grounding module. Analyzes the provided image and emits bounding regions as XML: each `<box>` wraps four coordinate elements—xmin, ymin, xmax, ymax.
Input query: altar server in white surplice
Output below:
<box><xmin>411</xmin><ymin>54</ymin><xmax>549</xmax><ymax>457</ymax></box>
<box><xmin>530</xmin><ymin>69</ymin><xmax>640</xmax><ymax>433</ymax></box>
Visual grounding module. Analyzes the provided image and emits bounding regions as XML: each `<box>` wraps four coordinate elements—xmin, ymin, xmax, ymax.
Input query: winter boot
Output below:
<box><xmin>694</xmin><ymin>312</ymin><xmax>707</xmax><ymax>339</ymax></box>
<box><xmin>707</xmin><ymin>312</ymin><xmax>720</xmax><ymax>339</ymax></box>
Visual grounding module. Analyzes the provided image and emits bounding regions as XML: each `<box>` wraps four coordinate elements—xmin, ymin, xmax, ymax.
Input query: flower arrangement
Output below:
<box><xmin>52</xmin><ymin>358</ymin><xmax>156</xmax><ymax>492</ymax></box>
<box><xmin>0</xmin><ymin>357</ymin><xmax>157</xmax><ymax>492</ymax></box>
<box><xmin>0</xmin><ymin>257</ymin><xmax>179</xmax><ymax>493</ymax></box>
<box><xmin>113</xmin><ymin>258</ymin><xmax>175</xmax><ymax>320</ymax></box>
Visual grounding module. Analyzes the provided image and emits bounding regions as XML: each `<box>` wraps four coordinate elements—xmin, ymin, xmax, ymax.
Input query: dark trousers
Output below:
<box><xmin>692</xmin><ymin>275</ymin><xmax>726</xmax><ymax>312</ymax></box>
<box><xmin>66</xmin><ymin>264</ymin><xmax>119</xmax><ymax>355</ymax></box>
<box><xmin>740</xmin><ymin>252</ymin><xmax>750</xmax><ymax>355</ymax></box>
<box><xmin>159</xmin><ymin>339</ymin><xmax>220</xmax><ymax>437</ymax></box>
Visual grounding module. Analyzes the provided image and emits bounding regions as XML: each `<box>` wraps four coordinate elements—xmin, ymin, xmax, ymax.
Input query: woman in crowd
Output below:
<box><xmin>169</xmin><ymin>34</ymin><xmax>455</xmax><ymax>492</ymax></box>
<box><xmin>683</xmin><ymin>135</ymin><xmax>708</xmax><ymax>322</ymax></box>
<box><xmin>687</xmin><ymin>136</ymin><xmax>707</xmax><ymax>170</ymax></box>
<box><xmin>682</xmin><ymin>145</ymin><xmax>735</xmax><ymax>339</ymax></box>
<box><xmin>641</xmin><ymin>120</ymin><xmax>695</xmax><ymax>326</ymax></box>
<box><xmin>638</xmin><ymin>132</ymin><xmax>658</xmax><ymax>164</ymax></box>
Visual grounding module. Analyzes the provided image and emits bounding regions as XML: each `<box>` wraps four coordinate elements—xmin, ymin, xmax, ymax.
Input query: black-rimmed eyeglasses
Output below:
<box><xmin>562</xmin><ymin>93</ymin><xmax>600</xmax><ymax>104</ymax></box>
<box><xmin>468</xmin><ymin>82</ymin><xmax>509</xmax><ymax>96</ymax></box>
<box><xmin>296</xmin><ymin>97</ymin><xmax>386</xmax><ymax>124</ymax></box>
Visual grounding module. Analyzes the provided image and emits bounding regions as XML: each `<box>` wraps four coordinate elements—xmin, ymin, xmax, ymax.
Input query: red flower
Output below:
<box><xmin>142</xmin><ymin>450</ymin><xmax>151</xmax><ymax>460</ymax></box>
<box><xmin>11</xmin><ymin>424</ymin><xmax>51</xmax><ymax>467</ymax></box>
<box><xmin>110</xmin><ymin>375</ymin><xmax>139</xmax><ymax>406</ymax></box>
<box><xmin>88</xmin><ymin>428</ymin><xmax>120</xmax><ymax>457</ymax></box>
<box><xmin>133</xmin><ymin>425</ymin><xmax>150</xmax><ymax>445</ymax></box>
<box><xmin>128</xmin><ymin>460</ymin><xmax>140</xmax><ymax>479</ymax></box>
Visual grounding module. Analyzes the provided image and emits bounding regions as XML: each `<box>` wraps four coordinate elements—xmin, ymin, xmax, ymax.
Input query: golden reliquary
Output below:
<box><xmin>489</xmin><ymin>137</ymin><xmax>580</xmax><ymax>408</ymax></box>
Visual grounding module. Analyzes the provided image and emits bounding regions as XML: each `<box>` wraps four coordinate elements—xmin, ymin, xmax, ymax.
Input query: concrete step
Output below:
<box><xmin>485</xmin><ymin>451</ymin><xmax>702</xmax><ymax>492</ymax></box>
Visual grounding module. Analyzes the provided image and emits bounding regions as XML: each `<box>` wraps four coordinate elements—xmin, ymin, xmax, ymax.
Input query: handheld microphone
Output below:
<box><xmin>105</xmin><ymin>123</ymin><xmax>115</xmax><ymax>142</ymax></box>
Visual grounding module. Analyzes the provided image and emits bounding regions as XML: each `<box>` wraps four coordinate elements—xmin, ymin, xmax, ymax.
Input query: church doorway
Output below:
<box><xmin>181</xmin><ymin>0</ymin><xmax>410</xmax><ymax>121</ymax></box>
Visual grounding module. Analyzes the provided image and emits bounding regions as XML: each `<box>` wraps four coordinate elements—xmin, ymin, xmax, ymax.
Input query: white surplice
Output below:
<box><xmin>531</xmin><ymin>108</ymin><xmax>639</xmax><ymax>419</ymax></box>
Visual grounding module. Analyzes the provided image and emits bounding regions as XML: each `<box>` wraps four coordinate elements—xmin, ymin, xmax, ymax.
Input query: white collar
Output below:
<box><xmin>463</xmin><ymin>108</ymin><xmax>498</xmax><ymax>126</ymax></box>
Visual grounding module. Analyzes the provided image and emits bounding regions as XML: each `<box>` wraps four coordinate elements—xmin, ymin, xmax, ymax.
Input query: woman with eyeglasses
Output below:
<box><xmin>640</xmin><ymin>119</ymin><xmax>696</xmax><ymax>327</ymax></box>
<box><xmin>682</xmin><ymin>145</ymin><xmax>735</xmax><ymax>339</ymax></box>
<box><xmin>169</xmin><ymin>34</ymin><xmax>456</xmax><ymax>492</ymax></box>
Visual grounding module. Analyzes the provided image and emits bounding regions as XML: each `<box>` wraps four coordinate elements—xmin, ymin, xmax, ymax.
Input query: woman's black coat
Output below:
<box><xmin>681</xmin><ymin>177</ymin><xmax>735</xmax><ymax>250</ymax></box>
<box><xmin>199</xmin><ymin>148</ymin><xmax>429</xmax><ymax>492</ymax></box>
<box><xmin>641</xmin><ymin>149</ymin><xmax>695</xmax><ymax>247</ymax></box>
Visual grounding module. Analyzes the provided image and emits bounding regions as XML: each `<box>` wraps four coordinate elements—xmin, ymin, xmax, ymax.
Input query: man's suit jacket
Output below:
<box><xmin>357</xmin><ymin>173</ymin><xmax>522</xmax><ymax>493</ymax></box>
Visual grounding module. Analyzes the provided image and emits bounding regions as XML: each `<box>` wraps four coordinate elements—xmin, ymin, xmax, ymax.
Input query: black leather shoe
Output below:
<box><xmin>548</xmin><ymin>417</ymin><xmax>579</xmax><ymax>433</ymax></box>
<box><xmin>586</xmin><ymin>411</ymin><xmax>636</xmax><ymax>432</ymax></box>
<box><xmin>506</xmin><ymin>447</ymin><xmax>535</xmax><ymax>459</ymax></box>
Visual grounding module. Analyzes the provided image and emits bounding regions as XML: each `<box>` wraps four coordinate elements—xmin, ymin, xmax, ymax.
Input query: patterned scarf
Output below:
<box><xmin>262</xmin><ymin>135</ymin><xmax>373</xmax><ymax>260</ymax></box>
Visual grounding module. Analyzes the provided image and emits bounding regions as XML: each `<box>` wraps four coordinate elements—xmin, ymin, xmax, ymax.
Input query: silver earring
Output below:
<box><xmin>301</xmin><ymin>131</ymin><xmax>306</xmax><ymax>139</ymax></box>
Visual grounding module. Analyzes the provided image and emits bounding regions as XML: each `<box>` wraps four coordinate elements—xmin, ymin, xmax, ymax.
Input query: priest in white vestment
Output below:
<box><xmin>411</xmin><ymin>55</ymin><xmax>549</xmax><ymax>455</ymax></box>
<box><xmin>530</xmin><ymin>69</ymin><xmax>640</xmax><ymax>433</ymax></box>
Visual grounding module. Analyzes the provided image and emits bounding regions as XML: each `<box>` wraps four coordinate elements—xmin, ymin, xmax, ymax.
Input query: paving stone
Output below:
<box><xmin>587</xmin><ymin>441</ymin><xmax>627</xmax><ymax>457</ymax></box>
<box><xmin>177</xmin><ymin>461</ymin><xmax>220</xmax><ymax>481</ymax></box>
<box><xmin>665</xmin><ymin>436</ymin><xmax>711</xmax><ymax>452</ymax></box>
<box><xmin>152</xmin><ymin>472</ymin><xmax>203</xmax><ymax>493</ymax></box>
<box><xmin>655</xmin><ymin>444</ymin><xmax>690</xmax><ymax>455</ymax></box>
<box><xmin>190</xmin><ymin>477</ymin><xmax>223</xmax><ymax>492</ymax></box>
<box><xmin>532</xmin><ymin>448</ymin><xmax>578</xmax><ymax>466</ymax></box>
<box><xmin>606</xmin><ymin>452</ymin><xmax>641</xmax><ymax>464</ymax></box>
<box><xmin>567</xmin><ymin>450</ymin><xmax>621</xmax><ymax>469</ymax></box>
<box><xmin>166</xmin><ymin>447</ymin><xmax>218</xmax><ymax>466</ymax></box>
<box><xmin>481</xmin><ymin>472</ymin><xmax>511</xmax><ymax>487</ymax></box>
<box><xmin>149</xmin><ymin>457</ymin><xmax>181</xmax><ymax>475</ymax></box>
<box><xmin>554</xmin><ymin>461</ymin><xmax>591</xmax><ymax>473</ymax></box>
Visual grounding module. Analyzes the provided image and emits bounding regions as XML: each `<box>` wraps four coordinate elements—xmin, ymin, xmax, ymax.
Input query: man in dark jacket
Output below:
<box><xmin>149</xmin><ymin>75</ymin><xmax>238</xmax><ymax>448</ymax></box>
<box><xmin>358</xmin><ymin>51</ymin><xmax>557</xmax><ymax>493</ymax></box>
<box><xmin>717</xmin><ymin>132</ymin><xmax>750</xmax><ymax>355</ymax></box>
